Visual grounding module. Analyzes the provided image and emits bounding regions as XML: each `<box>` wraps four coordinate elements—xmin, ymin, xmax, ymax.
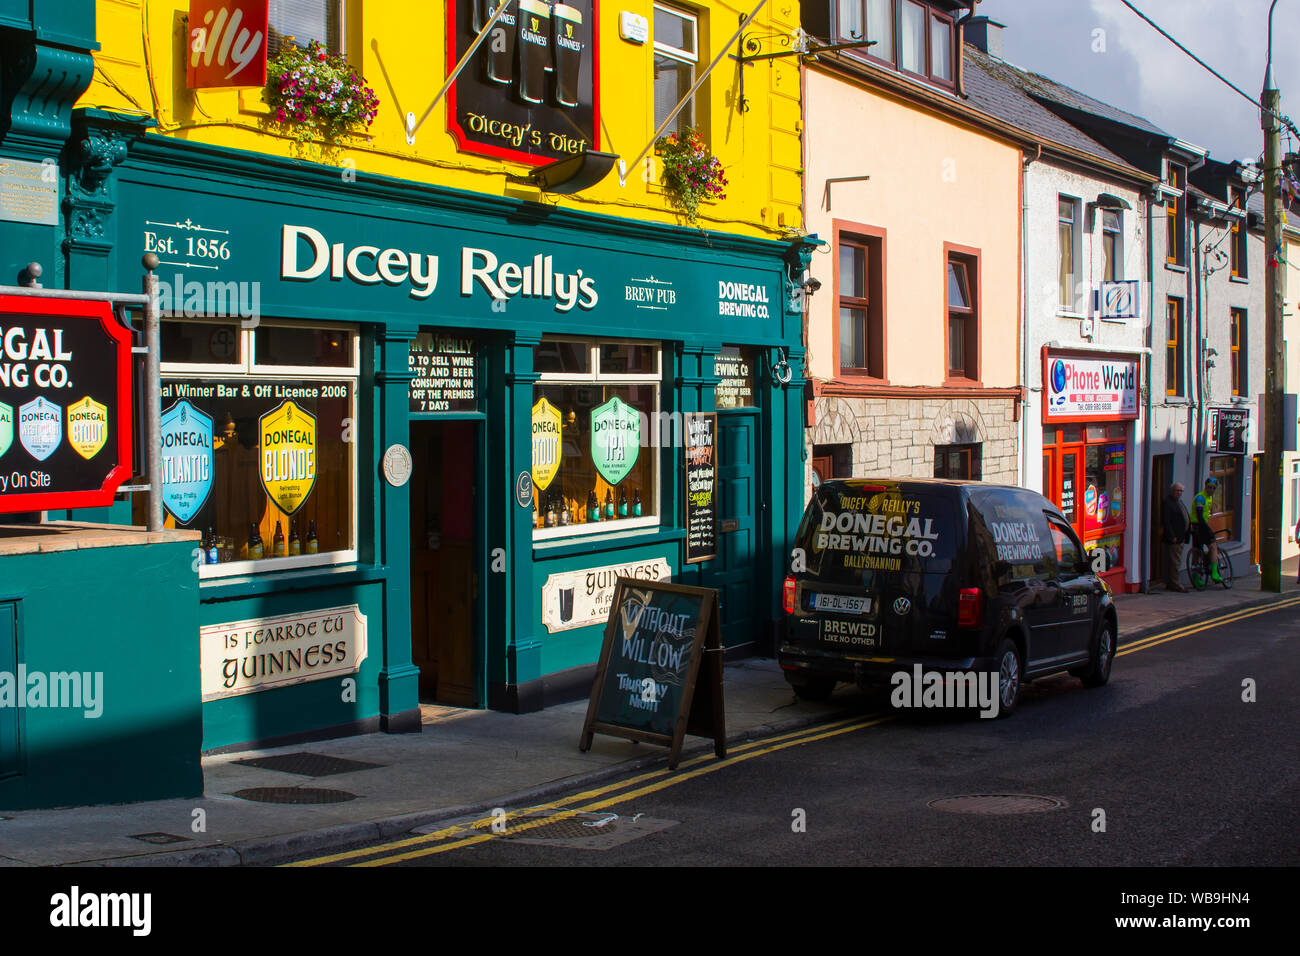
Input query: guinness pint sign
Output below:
<box><xmin>260</xmin><ymin>400</ymin><xmax>317</xmax><ymax>515</ymax></box>
<box><xmin>447</xmin><ymin>0</ymin><xmax>599</xmax><ymax>164</ymax></box>
<box><xmin>0</xmin><ymin>296</ymin><xmax>133</xmax><ymax>513</ymax></box>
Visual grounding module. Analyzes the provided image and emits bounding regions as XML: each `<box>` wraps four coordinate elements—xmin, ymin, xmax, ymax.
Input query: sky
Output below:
<box><xmin>972</xmin><ymin>0</ymin><xmax>1300</xmax><ymax>163</ymax></box>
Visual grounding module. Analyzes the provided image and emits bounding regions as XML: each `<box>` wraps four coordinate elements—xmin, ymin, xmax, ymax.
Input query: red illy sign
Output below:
<box><xmin>187</xmin><ymin>0</ymin><xmax>269</xmax><ymax>89</ymax></box>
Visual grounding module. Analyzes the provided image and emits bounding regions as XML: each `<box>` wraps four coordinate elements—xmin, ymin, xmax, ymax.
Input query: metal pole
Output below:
<box><xmin>1260</xmin><ymin>6</ymin><xmax>1284</xmax><ymax>590</ymax></box>
<box><xmin>143</xmin><ymin>253</ymin><xmax>163</xmax><ymax>532</ymax></box>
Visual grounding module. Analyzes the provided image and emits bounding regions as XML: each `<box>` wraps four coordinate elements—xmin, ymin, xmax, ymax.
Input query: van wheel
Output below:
<box><xmin>1081</xmin><ymin>620</ymin><xmax>1114</xmax><ymax>688</ymax></box>
<box><xmin>992</xmin><ymin>639</ymin><xmax>1022</xmax><ymax>718</ymax></box>
<box><xmin>789</xmin><ymin>676</ymin><xmax>836</xmax><ymax>701</ymax></box>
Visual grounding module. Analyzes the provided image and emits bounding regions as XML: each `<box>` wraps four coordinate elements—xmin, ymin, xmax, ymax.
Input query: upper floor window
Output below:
<box><xmin>268</xmin><ymin>0</ymin><xmax>345</xmax><ymax>56</ymax></box>
<box><xmin>653</xmin><ymin>3</ymin><xmax>699</xmax><ymax>136</ymax></box>
<box><xmin>836</xmin><ymin>224</ymin><xmax>886</xmax><ymax>379</ymax></box>
<box><xmin>1230</xmin><ymin>186</ymin><xmax>1248</xmax><ymax>279</ymax></box>
<box><xmin>1166</xmin><ymin>296</ymin><xmax>1185</xmax><ymax>397</ymax></box>
<box><xmin>1230</xmin><ymin>308</ymin><xmax>1247</xmax><ymax>396</ymax></box>
<box><xmin>1165</xmin><ymin>161</ymin><xmax>1187</xmax><ymax>267</ymax></box>
<box><xmin>1058</xmin><ymin>196</ymin><xmax>1080</xmax><ymax>312</ymax></box>
<box><xmin>945</xmin><ymin>247</ymin><xmax>978</xmax><ymax>381</ymax></box>
<box><xmin>1101</xmin><ymin>209</ymin><xmax>1122</xmax><ymax>282</ymax></box>
<box><xmin>835</xmin><ymin>0</ymin><xmax>954</xmax><ymax>88</ymax></box>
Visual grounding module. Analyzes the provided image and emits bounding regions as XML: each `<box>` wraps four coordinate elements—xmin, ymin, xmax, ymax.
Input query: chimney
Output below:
<box><xmin>965</xmin><ymin>16</ymin><xmax>1005</xmax><ymax>59</ymax></box>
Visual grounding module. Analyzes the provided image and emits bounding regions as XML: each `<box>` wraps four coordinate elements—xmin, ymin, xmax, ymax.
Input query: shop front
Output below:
<box><xmin>1040</xmin><ymin>349</ymin><xmax>1141</xmax><ymax>592</ymax></box>
<box><xmin>100</xmin><ymin>134</ymin><xmax>808</xmax><ymax>750</ymax></box>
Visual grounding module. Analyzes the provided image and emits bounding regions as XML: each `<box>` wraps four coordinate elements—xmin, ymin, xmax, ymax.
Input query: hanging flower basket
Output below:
<box><xmin>654</xmin><ymin>129</ymin><xmax>728</xmax><ymax>225</ymax></box>
<box><xmin>265</xmin><ymin>38</ymin><xmax>380</xmax><ymax>144</ymax></box>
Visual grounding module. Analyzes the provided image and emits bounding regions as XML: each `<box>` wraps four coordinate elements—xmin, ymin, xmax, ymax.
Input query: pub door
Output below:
<box><xmin>409</xmin><ymin>420</ymin><xmax>479</xmax><ymax>706</ymax></box>
<box><xmin>701</xmin><ymin>410</ymin><xmax>760</xmax><ymax>649</ymax></box>
<box><xmin>1151</xmin><ymin>454</ymin><xmax>1172</xmax><ymax>584</ymax></box>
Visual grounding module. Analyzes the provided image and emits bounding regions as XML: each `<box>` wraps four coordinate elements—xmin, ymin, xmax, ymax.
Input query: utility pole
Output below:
<box><xmin>1260</xmin><ymin>1</ymin><xmax>1285</xmax><ymax>592</ymax></box>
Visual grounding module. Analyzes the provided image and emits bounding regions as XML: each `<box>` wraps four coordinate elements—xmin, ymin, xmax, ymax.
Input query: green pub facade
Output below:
<box><xmin>72</xmin><ymin>126</ymin><xmax>812</xmax><ymax>751</ymax></box>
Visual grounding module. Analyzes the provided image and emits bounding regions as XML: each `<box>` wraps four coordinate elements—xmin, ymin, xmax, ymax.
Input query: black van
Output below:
<box><xmin>780</xmin><ymin>478</ymin><xmax>1116</xmax><ymax>716</ymax></box>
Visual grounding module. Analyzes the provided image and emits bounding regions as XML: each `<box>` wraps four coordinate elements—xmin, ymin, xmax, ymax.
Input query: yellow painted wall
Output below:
<box><xmin>802</xmin><ymin>67</ymin><xmax>1021</xmax><ymax>387</ymax></box>
<box><xmin>81</xmin><ymin>0</ymin><xmax>802</xmax><ymax>237</ymax></box>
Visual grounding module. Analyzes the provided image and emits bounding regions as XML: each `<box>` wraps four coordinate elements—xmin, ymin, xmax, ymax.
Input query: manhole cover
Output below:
<box><xmin>231</xmin><ymin>787</ymin><xmax>357</xmax><ymax>804</ymax></box>
<box><xmin>232</xmin><ymin>752</ymin><xmax>383</xmax><ymax>777</ymax></box>
<box><xmin>927</xmin><ymin>794</ymin><xmax>1067</xmax><ymax>815</ymax></box>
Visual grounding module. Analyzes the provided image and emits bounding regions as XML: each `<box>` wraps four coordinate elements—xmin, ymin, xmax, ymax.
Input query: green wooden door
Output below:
<box><xmin>0</xmin><ymin>602</ymin><xmax>19</xmax><ymax>778</ymax></box>
<box><xmin>703</xmin><ymin>411</ymin><xmax>760</xmax><ymax>648</ymax></box>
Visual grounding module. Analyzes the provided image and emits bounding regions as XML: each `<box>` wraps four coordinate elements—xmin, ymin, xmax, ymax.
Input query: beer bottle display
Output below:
<box><xmin>552</xmin><ymin>4</ymin><xmax>584</xmax><ymax>108</ymax></box>
<box><xmin>516</xmin><ymin>0</ymin><xmax>552</xmax><ymax>105</ymax></box>
<box><xmin>618</xmin><ymin>487</ymin><xmax>628</xmax><ymax>517</ymax></box>
<box><xmin>604</xmin><ymin>488</ymin><xmax>615</xmax><ymax>518</ymax></box>
<box><xmin>248</xmin><ymin>523</ymin><xmax>264</xmax><ymax>560</ymax></box>
<box><xmin>481</xmin><ymin>0</ymin><xmax>517</xmax><ymax>85</ymax></box>
<box><xmin>633</xmin><ymin>488</ymin><xmax>642</xmax><ymax>517</ymax></box>
<box><xmin>273</xmin><ymin>521</ymin><xmax>287</xmax><ymax>558</ymax></box>
<box><xmin>205</xmin><ymin>527</ymin><xmax>219</xmax><ymax>565</ymax></box>
<box><xmin>288</xmin><ymin>522</ymin><xmax>301</xmax><ymax>556</ymax></box>
<box><xmin>587</xmin><ymin>490</ymin><xmax>600</xmax><ymax>522</ymax></box>
<box><xmin>545</xmin><ymin>494</ymin><xmax>557</xmax><ymax>527</ymax></box>
<box><xmin>559</xmin><ymin>496</ymin><xmax>571</xmax><ymax>525</ymax></box>
<box><xmin>305</xmin><ymin>520</ymin><xmax>319</xmax><ymax>554</ymax></box>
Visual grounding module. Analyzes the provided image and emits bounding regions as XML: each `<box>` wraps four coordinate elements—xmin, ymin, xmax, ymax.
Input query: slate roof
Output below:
<box><xmin>966</xmin><ymin>45</ymin><xmax>1171</xmax><ymax>141</ymax></box>
<box><xmin>961</xmin><ymin>45</ymin><xmax>1146</xmax><ymax>176</ymax></box>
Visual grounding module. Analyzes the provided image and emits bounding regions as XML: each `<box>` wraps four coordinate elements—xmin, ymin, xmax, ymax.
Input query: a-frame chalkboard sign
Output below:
<box><xmin>579</xmin><ymin>578</ymin><xmax>726</xmax><ymax>769</ymax></box>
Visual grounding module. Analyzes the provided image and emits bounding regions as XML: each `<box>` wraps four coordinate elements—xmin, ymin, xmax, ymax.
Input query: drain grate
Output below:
<box><xmin>231</xmin><ymin>786</ymin><xmax>358</xmax><ymax>804</ymax></box>
<box><xmin>232</xmin><ymin>752</ymin><xmax>383</xmax><ymax>777</ymax></box>
<box><xmin>128</xmin><ymin>832</ymin><xmax>191</xmax><ymax>845</ymax></box>
<box><xmin>499</xmin><ymin>813</ymin><xmax>618</xmax><ymax>842</ymax></box>
<box><xmin>927</xmin><ymin>794</ymin><xmax>1067</xmax><ymax>815</ymax></box>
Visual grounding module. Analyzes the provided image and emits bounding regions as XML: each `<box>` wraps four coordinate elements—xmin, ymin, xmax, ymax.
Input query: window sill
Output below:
<box><xmin>1162</xmin><ymin>395</ymin><xmax>1189</xmax><ymax>404</ymax></box>
<box><xmin>1165</xmin><ymin>262</ymin><xmax>1189</xmax><ymax>274</ymax></box>
<box><xmin>942</xmin><ymin>376</ymin><xmax>983</xmax><ymax>388</ymax></box>
<box><xmin>1229</xmin><ymin>394</ymin><xmax>1251</xmax><ymax>403</ymax></box>
<box><xmin>1229</xmin><ymin>274</ymin><xmax>1250</xmax><ymax>284</ymax></box>
<box><xmin>1056</xmin><ymin>310</ymin><xmax>1087</xmax><ymax>320</ymax></box>
<box><xmin>834</xmin><ymin>370</ymin><xmax>889</xmax><ymax>385</ymax></box>
<box><xmin>198</xmin><ymin>562</ymin><xmax>390</xmax><ymax>601</ymax></box>
<box><xmin>533</xmin><ymin>525</ymin><xmax>686</xmax><ymax>561</ymax></box>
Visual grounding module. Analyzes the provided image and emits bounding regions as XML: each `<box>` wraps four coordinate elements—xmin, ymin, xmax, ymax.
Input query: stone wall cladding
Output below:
<box><xmin>809</xmin><ymin>394</ymin><xmax>1019</xmax><ymax>487</ymax></box>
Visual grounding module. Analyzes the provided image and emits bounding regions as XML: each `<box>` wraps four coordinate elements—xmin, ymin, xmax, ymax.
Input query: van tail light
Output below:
<box><xmin>957</xmin><ymin>588</ymin><xmax>983</xmax><ymax>629</ymax></box>
<box><xmin>783</xmin><ymin>577</ymin><xmax>797</xmax><ymax>615</ymax></box>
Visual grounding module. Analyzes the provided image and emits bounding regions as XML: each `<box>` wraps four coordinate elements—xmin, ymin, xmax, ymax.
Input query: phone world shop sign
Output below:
<box><xmin>1043</xmin><ymin>352</ymin><xmax>1139</xmax><ymax>422</ymax></box>
<box><xmin>0</xmin><ymin>297</ymin><xmax>133</xmax><ymax>512</ymax></box>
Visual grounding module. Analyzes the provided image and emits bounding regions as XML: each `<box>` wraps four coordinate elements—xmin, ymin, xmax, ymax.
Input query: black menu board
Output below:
<box><xmin>684</xmin><ymin>412</ymin><xmax>716</xmax><ymax>564</ymax></box>
<box><xmin>409</xmin><ymin>331</ymin><xmax>479</xmax><ymax>413</ymax></box>
<box><xmin>580</xmin><ymin>578</ymin><xmax>725</xmax><ymax>769</ymax></box>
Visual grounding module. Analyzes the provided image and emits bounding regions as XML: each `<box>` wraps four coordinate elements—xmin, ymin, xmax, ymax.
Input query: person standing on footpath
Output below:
<box><xmin>1161</xmin><ymin>481</ymin><xmax>1190</xmax><ymax>592</ymax></box>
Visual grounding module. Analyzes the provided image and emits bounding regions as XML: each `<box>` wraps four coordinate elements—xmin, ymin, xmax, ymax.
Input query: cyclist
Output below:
<box><xmin>1191</xmin><ymin>476</ymin><xmax>1222</xmax><ymax>584</ymax></box>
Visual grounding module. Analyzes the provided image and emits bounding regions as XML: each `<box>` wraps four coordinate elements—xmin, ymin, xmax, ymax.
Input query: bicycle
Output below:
<box><xmin>1186</xmin><ymin>527</ymin><xmax>1233</xmax><ymax>590</ymax></box>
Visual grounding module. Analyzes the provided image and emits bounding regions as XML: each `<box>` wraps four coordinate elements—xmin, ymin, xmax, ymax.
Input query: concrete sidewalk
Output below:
<box><xmin>1</xmin><ymin>566</ymin><xmax>1295</xmax><ymax>868</ymax></box>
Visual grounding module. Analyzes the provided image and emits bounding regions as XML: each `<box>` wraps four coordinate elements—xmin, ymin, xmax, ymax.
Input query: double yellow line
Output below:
<box><xmin>287</xmin><ymin>594</ymin><xmax>1296</xmax><ymax>867</ymax></box>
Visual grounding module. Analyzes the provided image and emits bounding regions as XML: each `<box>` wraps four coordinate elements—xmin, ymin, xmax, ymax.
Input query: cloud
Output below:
<box><xmin>976</xmin><ymin>0</ymin><xmax>1299</xmax><ymax>161</ymax></box>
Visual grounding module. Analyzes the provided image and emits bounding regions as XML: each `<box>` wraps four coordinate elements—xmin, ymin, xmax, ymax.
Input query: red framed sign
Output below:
<box><xmin>445</xmin><ymin>0</ymin><xmax>601</xmax><ymax>166</ymax></box>
<box><xmin>1042</xmin><ymin>348</ymin><xmax>1140</xmax><ymax>424</ymax></box>
<box><xmin>0</xmin><ymin>296</ymin><xmax>134</xmax><ymax>513</ymax></box>
<box><xmin>187</xmin><ymin>0</ymin><xmax>269</xmax><ymax>90</ymax></box>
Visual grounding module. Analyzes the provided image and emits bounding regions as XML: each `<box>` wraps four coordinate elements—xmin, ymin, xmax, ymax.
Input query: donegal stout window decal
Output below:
<box><xmin>446</xmin><ymin>0</ymin><xmax>600</xmax><ymax>165</ymax></box>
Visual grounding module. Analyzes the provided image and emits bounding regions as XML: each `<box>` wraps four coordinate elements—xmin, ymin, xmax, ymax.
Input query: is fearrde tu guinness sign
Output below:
<box><xmin>0</xmin><ymin>296</ymin><xmax>134</xmax><ymax>513</ymax></box>
<box><xmin>447</xmin><ymin>0</ymin><xmax>600</xmax><ymax>164</ymax></box>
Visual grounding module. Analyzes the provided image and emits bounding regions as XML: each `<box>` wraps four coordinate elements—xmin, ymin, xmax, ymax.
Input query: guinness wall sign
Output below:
<box><xmin>447</xmin><ymin>0</ymin><xmax>600</xmax><ymax>165</ymax></box>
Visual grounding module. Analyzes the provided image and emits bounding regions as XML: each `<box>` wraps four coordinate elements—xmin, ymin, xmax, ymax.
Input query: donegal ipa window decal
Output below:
<box><xmin>260</xmin><ymin>400</ymin><xmax>317</xmax><ymax>515</ymax></box>
<box><xmin>590</xmin><ymin>395</ymin><xmax>641</xmax><ymax>486</ymax></box>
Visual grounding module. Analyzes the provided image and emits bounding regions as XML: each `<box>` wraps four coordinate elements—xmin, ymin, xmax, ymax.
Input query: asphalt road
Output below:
<box><xmin>287</xmin><ymin>602</ymin><xmax>1300</xmax><ymax>868</ymax></box>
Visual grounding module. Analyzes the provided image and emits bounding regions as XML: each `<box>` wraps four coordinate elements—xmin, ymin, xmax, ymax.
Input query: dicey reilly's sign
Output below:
<box><xmin>1043</xmin><ymin>351</ymin><xmax>1139</xmax><ymax>423</ymax></box>
<box><xmin>0</xmin><ymin>297</ymin><xmax>133</xmax><ymax>513</ymax></box>
<box><xmin>446</xmin><ymin>0</ymin><xmax>599</xmax><ymax>164</ymax></box>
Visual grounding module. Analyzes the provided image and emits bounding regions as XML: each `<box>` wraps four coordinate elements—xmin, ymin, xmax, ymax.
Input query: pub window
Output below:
<box><xmin>1230</xmin><ymin>308</ymin><xmax>1247</xmax><ymax>396</ymax></box>
<box><xmin>834</xmin><ymin>1</ymin><xmax>954</xmax><ymax>87</ymax></box>
<box><xmin>533</xmin><ymin>339</ymin><xmax>661</xmax><ymax>538</ymax></box>
<box><xmin>714</xmin><ymin>345</ymin><xmax>758</xmax><ymax>409</ymax></box>
<box><xmin>1166</xmin><ymin>296</ymin><xmax>1185</xmax><ymax>397</ymax></box>
<box><xmin>156</xmin><ymin>319</ymin><xmax>359</xmax><ymax>579</ymax></box>
<box><xmin>653</xmin><ymin>3</ymin><xmax>699</xmax><ymax>136</ymax></box>
<box><xmin>1230</xmin><ymin>186</ymin><xmax>1248</xmax><ymax>278</ymax></box>
<box><xmin>268</xmin><ymin>0</ymin><xmax>345</xmax><ymax>56</ymax></box>
<box><xmin>946</xmin><ymin>249</ymin><xmax>978</xmax><ymax>381</ymax></box>
<box><xmin>836</xmin><ymin>228</ymin><xmax>885</xmax><ymax>379</ymax></box>
<box><xmin>1165</xmin><ymin>161</ymin><xmax>1186</xmax><ymax>266</ymax></box>
<box><xmin>1101</xmin><ymin>209</ymin><xmax>1122</xmax><ymax>283</ymax></box>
